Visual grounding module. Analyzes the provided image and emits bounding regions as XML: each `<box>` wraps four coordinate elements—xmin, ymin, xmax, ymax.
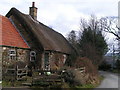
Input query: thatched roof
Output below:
<box><xmin>6</xmin><ymin>8</ymin><xmax>74</xmax><ymax>54</ymax></box>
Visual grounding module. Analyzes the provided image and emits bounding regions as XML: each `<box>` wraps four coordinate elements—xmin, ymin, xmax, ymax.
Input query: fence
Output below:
<box><xmin>4</xmin><ymin>65</ymin><xmax>28</xmax><ymax>81</ymax></box>
<box><xmin>75</xmin><ymin>67</ymin><xmax>86</xmax><ymax>73</ymax></box>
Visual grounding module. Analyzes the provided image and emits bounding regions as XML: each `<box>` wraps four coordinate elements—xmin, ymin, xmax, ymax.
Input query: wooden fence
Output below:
<box><xmin>75</xmin><ymin>67</ymin><xmax>86</xmax><ymax>73</ymax></box>
<box><xmin>4</xmin><ymin>65</ymin><xmax>28</xmax><ymax>80</ymax></box>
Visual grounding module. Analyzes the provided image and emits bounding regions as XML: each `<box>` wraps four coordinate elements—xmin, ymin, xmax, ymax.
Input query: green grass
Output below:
<box><xmin>2</xmin><ymin>76</ymin><xmax>32</xmax><ymax>87</ymax></box>
<box><xmin>2</xmin><ymin>81</ymin><xmax>14</xmax><ymax>87</ymax></box>
<box><xmin>99</xmin><ymin>75</ymin><xmax>104</xmax><ymax>81</ymax></box>
<box><xmin>2</xmin><ymin>80</ymin><xmax>24</xmax><ymax>87</ymax></box>
<box><xmin>2</xmin><ymin>74</ymin><xmax>105</xmax><ymax>89</ymax></box>
<box><xmin>111</xmin><ymin>69</ymin><xmax>120</xmax><ymax>74</ymax></box>
<box><xmin>75</xmin><ymin>84</ymin><xmax>95</xmax><ymax>88</ymax></box>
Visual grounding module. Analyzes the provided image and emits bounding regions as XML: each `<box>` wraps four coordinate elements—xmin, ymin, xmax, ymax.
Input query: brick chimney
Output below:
<box><xmin>29</xmin><ymin>2</ymin><xmax>37</xmax><ymax>20</ymax></box>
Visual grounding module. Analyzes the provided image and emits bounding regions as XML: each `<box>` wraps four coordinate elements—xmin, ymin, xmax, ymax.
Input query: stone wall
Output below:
<box><xmin>2</xmin><ymin>47</ymin><xmax>68</xmax><ymax>71</ymax></box>
<box><xmin>50</xmin><ymin>52</ymin><xmax>67</xmax><ymax>70</ymax></box>
<box><xmin>41</xmin><ymin>51</ymin><xmax>67</xmax><ymax>70</ymax></box>
<box><xmin>2</xmin><ymin>46</ymin><xmax>29</xmax><ymax>69</ymax></box>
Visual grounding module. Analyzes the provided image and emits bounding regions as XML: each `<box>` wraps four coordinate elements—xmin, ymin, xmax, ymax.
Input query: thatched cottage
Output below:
<box><xmin>0</xmin><ymin>2</ymin><xmax>74</xmax><ymax>71</ymax></box>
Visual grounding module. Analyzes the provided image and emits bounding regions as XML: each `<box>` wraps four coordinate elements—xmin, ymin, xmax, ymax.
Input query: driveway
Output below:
<box><xmin>96</xmin><ymin>71</ymin><xmax>119</xmax><ymax>89</ymax></box>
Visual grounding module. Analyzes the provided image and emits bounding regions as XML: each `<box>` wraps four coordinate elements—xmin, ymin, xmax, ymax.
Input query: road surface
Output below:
<box><xmin>97</xmin><ymin>71</ymin><xmax>119</xmax><ymax>89</ymax></box>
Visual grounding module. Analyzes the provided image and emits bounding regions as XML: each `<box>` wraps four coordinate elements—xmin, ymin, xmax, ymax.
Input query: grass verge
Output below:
<box><xmin>75</xmin><ymin>75</ymin><xmax>104</xmax><ymax>88</ymax></box>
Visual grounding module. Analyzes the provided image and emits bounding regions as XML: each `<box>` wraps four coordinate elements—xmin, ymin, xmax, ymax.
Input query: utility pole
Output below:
<box><xmin>112</xmin><ymin>45</ymin><xmax>115</xmax><ymax>69</ymax></box>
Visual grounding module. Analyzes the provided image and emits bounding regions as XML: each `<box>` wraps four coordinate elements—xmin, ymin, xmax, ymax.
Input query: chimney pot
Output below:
<box><xmin>32</xmin><ymin>2</ymin><xmax>35</xmax><ymax>7</ymax></box>
<box><xmin>29</xmin><ymin>2</ymin><xmax>37</xmax><ymax>20</ymax></box>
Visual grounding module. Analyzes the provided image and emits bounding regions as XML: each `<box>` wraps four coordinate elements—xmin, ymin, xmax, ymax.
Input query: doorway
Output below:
<box><xmin>44</xmin><ymin>52</ymin><xmax>50</xmax><ymax>70</ymax></box>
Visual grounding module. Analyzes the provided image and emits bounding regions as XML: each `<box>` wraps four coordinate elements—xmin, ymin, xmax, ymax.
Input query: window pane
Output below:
<box><xmin>30</xmin><ymin>51</ymin><xmax>36</xmax><ymax>61</ymax></box>
<box><xmin>9</xmin><ymin>49</ymin><xmax>16</xmax><ymax>60</ymax></box>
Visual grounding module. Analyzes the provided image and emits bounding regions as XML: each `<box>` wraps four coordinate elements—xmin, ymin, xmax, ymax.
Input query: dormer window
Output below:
<box><xmin>30</xmin><ymin>51</ymin><xmax>36</xmax><ymax>62</ymax></box>
<box><xmin>9</xmin><ymin>49</ymin><xmax>16</xmax><ymax>60</ymax></box>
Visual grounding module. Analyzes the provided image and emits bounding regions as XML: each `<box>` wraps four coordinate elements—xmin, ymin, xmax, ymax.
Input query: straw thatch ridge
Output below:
<box><xmin>6</xmin><ymin>8</ymin><xmax>74</xmax><ymax>54</ymax></box>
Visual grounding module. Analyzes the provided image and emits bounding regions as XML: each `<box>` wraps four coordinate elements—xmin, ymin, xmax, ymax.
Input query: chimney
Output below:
<box><xmin>29</xmin><ymin>2</ymin><xmax>37</xmax><ymax>20</ymax></box>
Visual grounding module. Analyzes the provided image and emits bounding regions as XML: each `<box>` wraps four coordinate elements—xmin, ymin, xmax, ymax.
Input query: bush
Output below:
<box><xmin>99</xmin><ymin>61</ymin><xmax>111</xmax><ymax>71</ymax></box>
<box><xmin>61</xmin><ymin>68</ymin><xmax>85</xmax><ymax>86</ymax></box>
<box><xmin>115</xmin><ymin>59</ymin><xmax>120</xmax><ymax>70</ymax></box>
<box><xmin>74</xmin><ymin>57</ymin><xmax>99</xmax><ymax>76</ymax></box>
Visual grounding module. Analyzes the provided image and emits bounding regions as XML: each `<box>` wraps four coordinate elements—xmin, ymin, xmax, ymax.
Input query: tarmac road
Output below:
<box><xmin>97</xmin><ymin>71</ymin><xmax>119</xmax><ymax>89</ymax></box>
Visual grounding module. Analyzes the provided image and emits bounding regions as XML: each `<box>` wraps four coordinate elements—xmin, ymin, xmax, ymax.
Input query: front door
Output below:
<box><xmin>44</xmin><ymin>52</ymin><xmax>50</xmax><ymax>70</ymax></box>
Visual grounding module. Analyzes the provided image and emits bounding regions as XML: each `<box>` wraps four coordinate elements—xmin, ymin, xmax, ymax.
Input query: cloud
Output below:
<box><xmin>0</xmin><ymin>0</ymin><xmax>119</xmax><ymax>43</ymax></box>
<box><xmin>37</xmin><ymin>2</ymin><xmax>91</xmax><ymax>36</ymax></box>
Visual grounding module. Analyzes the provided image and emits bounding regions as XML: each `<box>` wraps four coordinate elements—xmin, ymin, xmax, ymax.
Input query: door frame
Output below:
<box><xmin>44</xmin><ymin>51</ymin><xmax>50</xmax><ymax>70</ymax></box>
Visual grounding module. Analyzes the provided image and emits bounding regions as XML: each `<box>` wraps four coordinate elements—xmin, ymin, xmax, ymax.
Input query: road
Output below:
<box><xmin>96</xmin><ymin>71</ymin><xmax>119</xmax><ymax>89</ymax></box>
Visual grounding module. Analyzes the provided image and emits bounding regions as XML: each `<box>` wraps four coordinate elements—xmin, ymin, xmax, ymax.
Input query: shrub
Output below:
<box><xmin>61</xmin><ymin>68</ymin><xmax>84</xmax><ymax>86</ymax></box>
<box><xmin>98</xmin><ymin>60</ymin><xmax>111</xmax><ymax>71</ymax></box>
<box><xmin>74</xmin><ymin>57</ymin><xmax>99</xmax><ymax>76</ymax></box>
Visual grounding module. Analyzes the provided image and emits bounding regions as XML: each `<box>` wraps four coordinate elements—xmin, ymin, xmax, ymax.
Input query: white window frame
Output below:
<box><xmin>63</xmin><ymin>54</ymin><xmax>67</xmax><ymax>64</ymax></box>
<box><xmin>30</xmin><ymin>51</ymin><xmax>36</xmax><ymax>62</ymax></box>
<box><xmin>9</xmin><ymin>49</ymin><xmax>16</xmax><ymax>60</ymax></box>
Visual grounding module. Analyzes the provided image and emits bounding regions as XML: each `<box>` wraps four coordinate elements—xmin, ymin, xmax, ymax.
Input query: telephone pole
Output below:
<box><xmin>112</xmin><ymin>45</ymin><xmax>115</xmax><ymax>69</ymax></box>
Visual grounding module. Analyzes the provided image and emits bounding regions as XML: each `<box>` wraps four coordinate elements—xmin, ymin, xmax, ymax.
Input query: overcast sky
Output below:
<box><xmin>0</xmin><ymin>0</ymin><xmax>119</xmax><ymax>49</ymax></box>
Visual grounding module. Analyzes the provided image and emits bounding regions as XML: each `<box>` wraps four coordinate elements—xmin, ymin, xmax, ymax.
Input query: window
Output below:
<box><xmin>63</xmin><ymin>55</ymin><xmax>67</xmax><ymax>64</ymax></box>
<box><xmin>9</xmin><ymin>49</ymin><xmax>16</xmax><ymax>60</ymax></box>
<box><xmin>30</xmin><ymin>51</ymin><xmax>36</xmax><ymax>62</ymax></box>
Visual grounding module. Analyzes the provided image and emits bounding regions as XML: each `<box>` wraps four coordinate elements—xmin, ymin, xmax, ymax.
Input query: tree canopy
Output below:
<box><xmin>67</xmin><ymin>16</ymin><xmax>108</xmax><ymax>67</ymax></box>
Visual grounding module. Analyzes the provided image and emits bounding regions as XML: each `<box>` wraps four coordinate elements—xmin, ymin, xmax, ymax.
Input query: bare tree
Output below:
<box><xmin>99</xmin><ymin>17</ymin><xmax>120</xmax><ymax>40</ymax></box>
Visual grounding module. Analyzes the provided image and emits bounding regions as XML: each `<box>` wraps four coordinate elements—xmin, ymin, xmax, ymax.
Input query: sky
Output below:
<box><xmin>0</xmin><ymin>0</ymin><xmax>119</xmax><ymax>50</ymax></box>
